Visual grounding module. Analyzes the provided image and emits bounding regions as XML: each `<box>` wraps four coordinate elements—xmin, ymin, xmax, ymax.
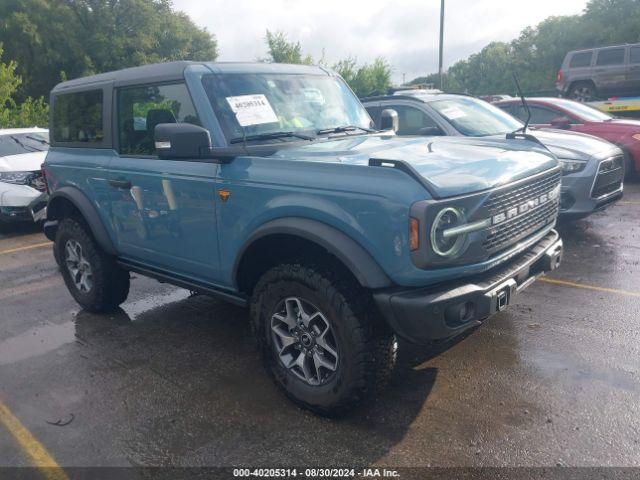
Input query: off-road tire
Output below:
<box><xmin>568</xmin><ymin>81</ymin><xmax>597</xmax><ymax>102</ymax></box>
<box><xmin>250</xmin><ymin>261</ymin><xmax>397</xmax><ymax>416</ymax></box>
<box><xmin>55</xmin><ymin>217</ymin><xmax>130</xmax><ymax>313</ymax></box>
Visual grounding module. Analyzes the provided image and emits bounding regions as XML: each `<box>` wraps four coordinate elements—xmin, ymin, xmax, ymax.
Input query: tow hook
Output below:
<box><xmin>544</xmin><ymin>239</ymin><xmax>563</xmax><ymax>271</ymax></box>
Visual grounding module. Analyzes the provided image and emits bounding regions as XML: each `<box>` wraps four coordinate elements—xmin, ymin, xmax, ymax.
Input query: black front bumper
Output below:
<box><xmin>373</xmin><ymin>230</ymin><xmax>563</xmax><ymax>344</ymax></box>
<box><xmin>0</xmin><ymin>194</ymin><xmax>48</xmax><ymax>223</ymax></box>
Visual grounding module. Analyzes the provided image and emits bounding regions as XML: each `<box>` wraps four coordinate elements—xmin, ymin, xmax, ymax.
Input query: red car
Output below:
<box><xmin>495</xmin><ymin>97</ymin><xmax>640</xmax><ymax>177</ymax></box>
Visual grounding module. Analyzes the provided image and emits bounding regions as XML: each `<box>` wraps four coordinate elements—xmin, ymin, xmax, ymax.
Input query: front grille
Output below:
<box><xmin>592</xmin><ymin>180</ymin><xmax>622</xmax><ymax>199</ymax></box>
<box><xmin>483</xmin><ymin>200</ymin><xmax>558</xmax><ymax>252</ymax></box>
<box><xmin>484</xmin><ymin>171</ymin><xmax>561</xmax><ymax>215</ymax></box>
<box><xmin>598</xmin><ymin>155</ymin><xmax>624</xmax><ymax>173</ymax></box>
<box><xmin>591</xmin><ymin>156</ymin><xmax>623</xmax><ymax>199</ymax></box>
<box><xmin>482</xmin><ymin>170</ymin><xmax>561</xmax><ymax>254</ymax></box>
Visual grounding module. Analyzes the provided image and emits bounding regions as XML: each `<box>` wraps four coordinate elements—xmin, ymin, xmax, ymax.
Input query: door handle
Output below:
<box><xmin>108</xmin><ymin>178</ymin><xmax>132</xmax><ymax>189</ymax></box>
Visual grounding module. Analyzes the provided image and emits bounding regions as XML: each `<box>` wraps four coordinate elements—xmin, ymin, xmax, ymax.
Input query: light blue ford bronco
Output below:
<box><xmin>43</xmin><ymin>62</ymin><xmax>564</xmax><ymax>414</ymax></box>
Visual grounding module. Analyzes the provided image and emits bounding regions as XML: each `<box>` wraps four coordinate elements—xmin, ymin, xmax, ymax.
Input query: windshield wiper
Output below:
<box><xmin>26</xmin><ymin>135</ymin><xmax>49</xmax><ymax>145</ymax></box>
<box><xmin>229</xmin><ymin>131</ymin><xmax>314</xmax><ymax>144</ymax></box>
<box><xmin>10</xmin><ymin>135</ymin><xmax>42</xmax><ymax>152</ymax></box>
<box><xmin>316</xmin><ymin>125</ymin><xmax>376</xmax><ymax>135</ymax></box>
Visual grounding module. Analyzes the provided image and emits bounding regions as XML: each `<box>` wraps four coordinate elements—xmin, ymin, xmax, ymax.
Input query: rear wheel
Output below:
<box><xmin>568</xmin><ymin>82</ymin><xmax>597</xmax><ymax>102</ymax></box>
<box><xmin>55</xmin><ymin>217</ymin><xmax>130</xmax><ymax>312</ymax></box>
<box><xmin>250</xmin><ymin>262</ymin><xmax>397</xmax><ymax>416</ymax></box>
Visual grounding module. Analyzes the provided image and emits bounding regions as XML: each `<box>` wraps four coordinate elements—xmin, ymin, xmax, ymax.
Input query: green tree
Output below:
<box><xmin>582</xmin><ymin>0</ymin><xmax>640</xmax><ymax>45</ymax></box>
<box><xmin>407</xmin><ymin>73</ymin><xmax>441</xmax><ymax>88</ymax></box>
<box><xmin>261</xmin><ymin>31</ymin><xmax>391</xmax><ymax>97</ymax></box>
<box><xmin>409</xmin><ymin>0</ymin><xmax>640</xmax><ymax>96</ymax></box>
<box><xmin>0</xmin><ymin>45</ymin><xmax>48</xmax><ymax>128</ymax></box>
<box><xmin>333</xmin><ymin>57</ymin><xmax>392</xmax><ymax>97</ymax></box>
<box><xmin>0</xmin><ymin>0</ymin><xmax>218</xmax><ymax>101</ymax></box>
<box><xmin>264</xmin><ymin>30</ymin><xmax>313</xmax><ymax>64</ymax></box>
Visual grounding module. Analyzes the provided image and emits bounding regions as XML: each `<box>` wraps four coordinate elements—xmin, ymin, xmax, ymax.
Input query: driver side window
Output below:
<box><xmin>517</xmin><ymin>105</ymin><xmax>558</xmax><ymax>125</ymax></box>
<box><xmin>390</xmin><ymin>105</ymin><xmax>441</xmax><ymax>135</ymax></box>
<box><xmin>117</xmin><ymin>83</ymin><xmax>201</xmax><ymax>156</ymax></box>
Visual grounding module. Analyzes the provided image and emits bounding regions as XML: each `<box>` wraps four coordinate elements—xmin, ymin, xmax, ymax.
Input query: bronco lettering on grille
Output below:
<box><xmin>492</xmin><ymin>184</ymin><xmax>560</xmax><ymax>226</ymax></box>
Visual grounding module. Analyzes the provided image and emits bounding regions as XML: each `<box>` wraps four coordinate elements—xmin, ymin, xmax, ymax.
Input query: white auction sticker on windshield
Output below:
<box><xmin>226</xmin><ymin>94</ymin><xmax>278</xmax><ymax>126</ymax></box>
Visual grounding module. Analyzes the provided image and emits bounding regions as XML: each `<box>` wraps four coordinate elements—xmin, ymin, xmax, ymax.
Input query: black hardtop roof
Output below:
<box><xmin>52</xmin><ymin>61</ymin><xmax>197</xmax><ymax>92</ymax></box>
<box><xmin>51</xmin><ymin>61</ymin><xmax>330</xmax><ymax>93</ymax></box>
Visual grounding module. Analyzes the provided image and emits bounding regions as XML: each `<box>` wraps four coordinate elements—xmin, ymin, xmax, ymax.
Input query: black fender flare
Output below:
<box><xmin>233</xmin><ymin>217</ymin><xmax>392</xmax><ymax>289</ymax></box>
<box><xmin>46</xmin><ymin>186</ymin><xmax>117</xmax><ymax>255</ymax></box>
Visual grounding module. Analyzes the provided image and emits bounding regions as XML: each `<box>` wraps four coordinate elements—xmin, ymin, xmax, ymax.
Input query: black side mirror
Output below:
<box><xmin>380</xmin><ymin>109</ymin><xmax>399</xmax><ymax>132</ymax></box>
<box><xmin>418</xmin><ymin>126</ymin><xmax>443</xmax><ymax>136</ymax></box>
<box><xmin>550</xmin><ymin>116</ymin><xmax>571</xmax><ymax>129</ymax></box>
<box><xmin>154</xmin><ymin>123</ymin><xmax>212</xmax><ymax>159</ymax></box>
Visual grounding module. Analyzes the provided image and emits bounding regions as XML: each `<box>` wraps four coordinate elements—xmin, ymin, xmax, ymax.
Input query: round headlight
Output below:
<box><xmin>430</xmin><ymin>207</ymin><xmax>467</xmax><ymax>257</ymax></box>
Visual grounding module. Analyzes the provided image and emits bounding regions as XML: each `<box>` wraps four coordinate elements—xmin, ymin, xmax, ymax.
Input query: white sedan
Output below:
<box><xmin>0</xmin><ymin>128</ymin><xmax>49</xmax><ymax>223</ymax></box>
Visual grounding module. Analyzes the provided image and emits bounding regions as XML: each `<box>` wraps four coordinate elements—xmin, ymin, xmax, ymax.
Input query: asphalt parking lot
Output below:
<box><xmin>0</xmin><ymin>181</ymin><xmax>639</xmax><ymax>472</ymax></box>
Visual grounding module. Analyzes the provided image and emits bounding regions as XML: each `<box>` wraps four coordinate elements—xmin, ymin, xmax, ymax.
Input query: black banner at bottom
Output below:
<box><xmin>1</xmin><ymin>467</ymin><xmax>640</xmax><ymax>480</ymax></box>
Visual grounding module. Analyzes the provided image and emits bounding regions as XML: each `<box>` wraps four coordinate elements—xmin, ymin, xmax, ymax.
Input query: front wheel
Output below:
<box><xmin>250</xmin><ymin>262</ymin><xmax>397</xmax><ymax>416</ymax></box>
<box><xmin>55</xmin><ymin>217</ymin><xmax>130</xmax><ymax>313</ymax></box>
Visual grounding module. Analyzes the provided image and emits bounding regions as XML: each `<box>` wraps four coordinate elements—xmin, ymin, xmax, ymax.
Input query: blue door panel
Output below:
<box><xmin>108</xmin><ymin>155</ymin><xmax>221</xmax><ymax>284</ymax></box>
<box><xmin>46</xmin><ymin>148</ymin><xmax>114</xmax><ymax>242</ymax></box>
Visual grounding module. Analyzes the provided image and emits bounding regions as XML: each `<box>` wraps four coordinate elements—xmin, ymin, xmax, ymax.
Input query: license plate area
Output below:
<box><xmin>486</xmin><ymin>278</ymin><xmax>517</xmax><ymax>314</ymax></box>
<box><xmin>496</xmin><ymin>289</ymin><xmax>509</xmax><ymax>311</ymax></box>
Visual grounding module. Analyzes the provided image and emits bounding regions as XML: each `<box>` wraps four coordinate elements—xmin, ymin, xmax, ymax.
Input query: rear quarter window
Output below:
<box><xmin>569</xmin><ymin>51</ymin><xmax>593</xmax><ymax>68</ymax></box>
<box><xmin>52</xmin><ymin>90</ymin><xmax>104</xmax><ymax>144</ymax></box>
<box><xmin>630</xmin><ymin>46</ymin><xmax>640</xmax><ymax>64</ymax></box>
<box><xmin>596</xmin><ymin>48</ymin><xmax>625</xmax><ymax>66</ymax></box>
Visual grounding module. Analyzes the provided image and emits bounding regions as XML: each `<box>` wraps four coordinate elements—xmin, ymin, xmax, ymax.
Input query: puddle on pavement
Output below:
<box><xmin>528</xmin><ymin>350</ymin><xmax>639</xmax><ymax>393</ymax></box>
<box><xmin>0</xmin><ymin>288</ymin><xmax>192</xmax><ymax>365</ymax></box>
<box><xmin>120</xmin><ymin>288</ymin><xmax>191</xmax><ymax>320</ymax></box>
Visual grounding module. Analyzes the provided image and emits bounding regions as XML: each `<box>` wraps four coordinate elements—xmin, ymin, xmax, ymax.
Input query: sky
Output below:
<box><xmin>173</xmin><ymin>0</ymin><xmax>589</xmax><ymax>84</ymax></box>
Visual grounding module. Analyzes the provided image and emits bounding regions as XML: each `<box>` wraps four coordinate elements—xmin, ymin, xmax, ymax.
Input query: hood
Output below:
<box><xmin>526</xmin><ymin>128</ymin><xmax>620</xmax><ymax>161</ymax></box>
<box><xmin>271</xmin><ymin>135</ymin><xmax>558</xmax><ymax>198</ymax></box>
<box><xmin>0</xmin><ymin>151</ymin><xmax>47</xmax><ymax>172</ymax></box>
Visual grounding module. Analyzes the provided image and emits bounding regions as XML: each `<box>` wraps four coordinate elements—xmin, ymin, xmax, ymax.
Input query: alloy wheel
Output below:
<box><xmin>572</xmin><ymin>86</ymin><xmax>594</xmax><ymax>102</ymax></box>
<box><xmin>270</xmin><ymin>297</ymin><xmax>339</xmax><ymax>386</ymax></box>
<box><xmin>64</xmin><ymin>239</ymin><xmax>93</xmax><ymax>293</ymax></box>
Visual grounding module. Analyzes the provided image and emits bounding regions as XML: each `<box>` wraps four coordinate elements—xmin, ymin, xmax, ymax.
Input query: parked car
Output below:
<box><xmin>44</xmin><ymin>61</ymin><xmax>564</xmax><ymax>414</ymax></box>
<box><xmin>556</xmin><ymin>43</ymin><xmax>640</xmax><ymax>101</ymax></box>
<box><xmin>362</xmin><ymin>93</ymin><xmax>624</xmax><ymax>219</ymax></box>
<box><xmin>0</xmin><ymin>128</ymin><xmax>49</xmax><ymax>223</ymax></box>
<box><xmin>480</xmin><ymin>94</ymin><xmax>514</xmax><ymax>103</ymax></box>
<box><xmin>495</xmin><ymin>96</ymin><xmax>640</xmax><ymax>178</ymax></box>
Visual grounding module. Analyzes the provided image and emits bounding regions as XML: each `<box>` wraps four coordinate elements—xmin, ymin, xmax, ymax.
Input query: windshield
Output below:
<box><xmin>548</xmin><ymin>98</ymin><xmax>612</xmax><ymax>121</ymax></box>
<box><xmin>429</xmin><ymin>97</ymin><xmax>522</xmax><ymax>136</ymax></box>
<box><xmin>201</xmin><ymin>73</ymin><xmax>372</xmax><ymax>143</ymax></box>
<box><xmin>0</xmin><ymin>132</ymin><xmax>49</xmax><ymax>157</ymax></box>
